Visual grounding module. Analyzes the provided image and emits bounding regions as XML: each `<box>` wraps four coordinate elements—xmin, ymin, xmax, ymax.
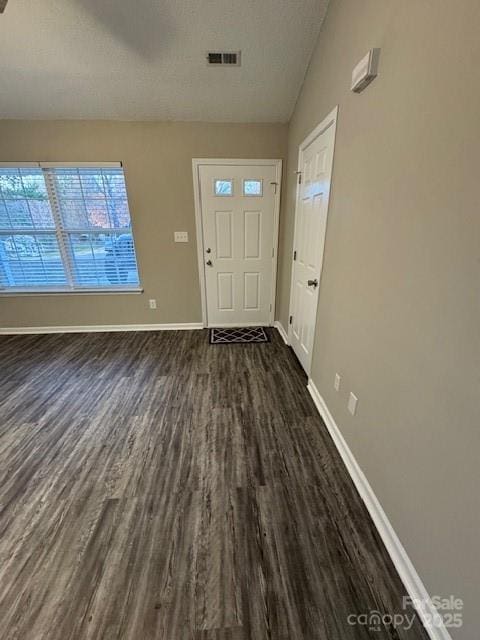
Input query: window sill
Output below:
<box><xmin>0</xmin><ymin>287</ymin><xmax>144</xmax><ymax>297</ymax></box>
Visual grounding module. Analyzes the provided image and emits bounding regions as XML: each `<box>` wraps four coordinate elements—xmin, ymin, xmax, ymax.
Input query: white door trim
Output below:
<box><xmin>192</xmin><ymin>158</ymin><xmax>282</xmax><ymax>327</ymax></box>
<box><xmin>287</xmin><ymin>106</ymin><xmax>338</xmax><ymax>356</ymax></box>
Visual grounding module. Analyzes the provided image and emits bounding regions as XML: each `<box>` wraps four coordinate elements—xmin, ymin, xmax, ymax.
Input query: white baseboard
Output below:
<box><xmin>307</xmin><ymin>379</ymin><xmax>451</xmax><ymax>640</ymax></box>
<box><xmin>274</xmin><ymin>320</ymin><xmax>289</xmax><ymax>345</ymax></box>
<box><xmin>0</xmin><ymin>323</ymin><xmax>204</xmax><ymax>335</ymax></box>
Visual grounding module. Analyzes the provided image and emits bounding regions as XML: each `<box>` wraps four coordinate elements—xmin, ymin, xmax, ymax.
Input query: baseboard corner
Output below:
<box><xmin>274</xmin><ymin>320</ymin><xmax>289</xmax><ymax>345</ymax></box>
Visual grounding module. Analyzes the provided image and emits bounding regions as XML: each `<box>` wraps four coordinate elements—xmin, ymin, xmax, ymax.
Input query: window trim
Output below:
<box><xmin>0</xmin><ymin>163</ymin><xmax>142</xmax><ymax>295</ymax></box>
<box><xmin>0</xmin><ymin>162</ymin><xmax>122</xmax><ymax>168</ymax></box>
<box><xmin>0</xmin><ymin>287</ymin><xmax>143</xmax><ymax>296</ymax></box>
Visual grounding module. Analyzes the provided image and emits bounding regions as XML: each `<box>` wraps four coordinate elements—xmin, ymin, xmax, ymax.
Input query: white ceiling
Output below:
<box><xmin>0</xmin><ymin>0</ymin><xmax>329</xmax><ymax>122</ymax></box>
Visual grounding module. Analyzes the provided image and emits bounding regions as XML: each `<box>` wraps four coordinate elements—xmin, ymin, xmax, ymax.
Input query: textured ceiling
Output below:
<box><xmin>0</xmin><ymin>0</ymin><xmax>329</xmax><ymax>122</ymax></box>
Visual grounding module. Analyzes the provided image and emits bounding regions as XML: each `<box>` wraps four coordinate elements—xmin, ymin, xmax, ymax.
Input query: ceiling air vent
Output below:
<box><xmin>207</xmin><ymin>51</ymin><xmax>241</xmax><ymax>66</ymax></box>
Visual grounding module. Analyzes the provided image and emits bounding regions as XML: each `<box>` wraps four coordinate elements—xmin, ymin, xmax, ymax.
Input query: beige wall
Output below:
<box><xmin>278</xmin><ymin>1</ymin><xmax>480</xmax><ymax>636</ymax></box>
<box><xmin>0</xmin><ymin>120</ymin><xmax>287</xmax><ymax>327</ymax></box>
<box><xmin>2</xmin><ymin>2</ymin><xmax>479</xmax><ymax>635</ymax></box>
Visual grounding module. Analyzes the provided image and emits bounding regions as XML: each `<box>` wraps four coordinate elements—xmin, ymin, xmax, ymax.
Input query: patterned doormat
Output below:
<box><xmin>209</xmin><ymin>326</ymin><xmax>270</xmax><ymax>344</ymax></box>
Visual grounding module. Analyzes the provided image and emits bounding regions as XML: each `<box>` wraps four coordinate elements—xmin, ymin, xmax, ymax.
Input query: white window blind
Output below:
<box><xmin>0</xmin><ymin>165</ymin><xmax>141</xmax><ymax>292</ymax></box>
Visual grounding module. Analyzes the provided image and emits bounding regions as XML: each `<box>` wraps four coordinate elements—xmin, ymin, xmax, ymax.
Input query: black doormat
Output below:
<box><xmin>209</xmin><ymin>327</ymin><xmax>270</xmax><ymax>344</ymax></box>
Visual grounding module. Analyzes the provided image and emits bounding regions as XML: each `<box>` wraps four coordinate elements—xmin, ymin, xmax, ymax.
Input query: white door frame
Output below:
<box><xmin>192</xmin><ymin>158</ymin><xmax>282</xmax><ymax>328</ymax></box>
<box><xmin>287</xmin><ymin>106</ymin><xmax>338</xmax><ymax>350</ymax></box>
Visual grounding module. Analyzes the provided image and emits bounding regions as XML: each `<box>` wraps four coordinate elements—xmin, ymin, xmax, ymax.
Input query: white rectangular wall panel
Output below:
<box><xmin>244</xmin><ymin>272</ymin><xmax>260</xmax><ymax>310</ymax></box>
<box><xmin>244</xmin><ymin>211</ymin><xmax>261</xmax><ymax>259</ymax></box>
<box><xmin>217</xmin><ymin>272</ymin><xmax>233</xmax><ymax>310</ymax></box>
<box><xmin>215</xmin><ymin>211</ymin><xmax>233</xmax><ymax>258</ymax></box>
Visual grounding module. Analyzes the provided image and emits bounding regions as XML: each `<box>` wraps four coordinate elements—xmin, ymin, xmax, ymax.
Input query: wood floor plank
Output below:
<box><xmin>0</xmin><ymin>329</ymin><xmax>429</xmax><ymax>639</ymax></box>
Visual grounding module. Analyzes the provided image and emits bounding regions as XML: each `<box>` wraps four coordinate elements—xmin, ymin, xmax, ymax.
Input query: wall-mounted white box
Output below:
<box><xmin>351</xmin><ymin>48</ymin><xmax>380</xmax><ymax>93</ymax></box>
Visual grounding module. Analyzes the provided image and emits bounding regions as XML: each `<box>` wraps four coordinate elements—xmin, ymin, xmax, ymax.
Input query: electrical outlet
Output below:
<box><xmin>174</xmin><ymin>231</ymin><xmax>189</xmax><ymax>243</ymax></box>
<box><xmin>334</xmin><ymin>373</ymin><xmax>341</xmax><ymax>392</ymax></box>
<box><xmin>348</xmin><ymin>392</ymin><xmax>358</xmax><ymax>416</ymax></box>
<box><xmin>149</xmin><ymin>299</ymin><xmax>157</xmax><ymax>310</ymax></box>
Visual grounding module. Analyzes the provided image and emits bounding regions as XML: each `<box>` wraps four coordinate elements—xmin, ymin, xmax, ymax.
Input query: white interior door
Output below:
<box><xmin>289</xmin><ymin>109</ymin><xmax>337</xmax><ymax>374</ymax></box>
<box><xmin>195</xmin><ymin>162</ymin><xmax>280</xmax><ymax>327</ymax></box>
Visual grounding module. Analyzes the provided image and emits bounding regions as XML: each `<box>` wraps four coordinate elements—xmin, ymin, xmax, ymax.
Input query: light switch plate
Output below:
<box><xmin>334</xmin><ymin>373</ymin><xmax>341</xmax><ymax>392</ymax></box>
<box><xmin>348</xmin><ymin>392</ymin><xmax>358</xmax><ymax>416</ymax></box>
<box><xmin>174</xmin><ymin>231</ymin><xmax>189</xmax><ymax>243</ymax></box>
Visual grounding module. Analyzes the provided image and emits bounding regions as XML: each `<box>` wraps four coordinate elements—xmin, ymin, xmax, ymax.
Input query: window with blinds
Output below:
<box><xmin>0</xmin><ymin>164</ymin><xmax>141</xmax><ymax>293</ymax></box>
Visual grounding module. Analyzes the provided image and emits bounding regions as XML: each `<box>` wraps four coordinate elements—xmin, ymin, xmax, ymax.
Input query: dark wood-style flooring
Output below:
<box><xmin>0</xmin><ymin>329</ymin><xmax>429</xmax><ymax>639</ymax></box>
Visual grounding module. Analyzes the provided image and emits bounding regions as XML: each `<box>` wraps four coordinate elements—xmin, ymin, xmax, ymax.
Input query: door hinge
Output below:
<box><xmin>270</xmin><ymin>181</ymin><xmax>278</xmax><ymax>194</ymax></box>
<box><xmin>270</xmin><ymin>303</ymin><xmax>272</xmax><ymax>312</ymax></box>
<box><xmin>272</xmin><ymin>247</ymin><xmax>275</xmax><ymax>258</ymax></box>
<box><xmin>289</xmin><ymin>315</ymin><xmax>293</xmax><ymax>325</ymax></box>
<box><xmin>295</xmin><ymin>171</ymin><xmax>302</xmax><ymax>184</ymax></box>
<box><xmin>293</xmin><ymin>250</ymin><xmax>297</xmax><ymax>261</ymax></box>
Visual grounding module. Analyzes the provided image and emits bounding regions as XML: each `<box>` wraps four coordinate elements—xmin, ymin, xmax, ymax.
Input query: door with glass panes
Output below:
<box><xmin>196</xmin><ymin>162</ymin><xmax>281</xmax><ymax>327</ymax></box>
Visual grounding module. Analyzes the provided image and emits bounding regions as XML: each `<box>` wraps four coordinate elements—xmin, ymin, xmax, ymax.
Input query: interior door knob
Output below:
<box><xmin>307</xmin><ymin>279</ymin><xmax>318</xmax><ymax>288</ymax></box>
<box><xmin>206</xmin><ymin>260</ymin><xmax>213</xmax><ymax>266</ymax></box>
<box><xmin>206</xmin><ymin>247</ymin><xmax>211</xmax><ymax>253</ymax></box>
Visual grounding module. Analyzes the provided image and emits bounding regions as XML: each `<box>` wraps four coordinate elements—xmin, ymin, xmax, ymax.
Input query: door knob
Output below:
<box><xmin>307</xmin><ymin>279</ymin><xmax>318</xmax><ymax>288</ymax></box>
<box><xmin>206</xmin><ymin>260</ymin><xmax>213</xmax><ymax>266</ymax></box>
<box><xmin>206</xmin><ymin>247</ymin><xmax>211</xmax><ymax>253</ymax></box>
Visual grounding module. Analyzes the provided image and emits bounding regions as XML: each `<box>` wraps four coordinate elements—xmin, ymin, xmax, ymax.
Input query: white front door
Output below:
<box><xmin>195</xmin><ymin>162</ymin><xmax>280</xmax><ymax>327</ymax></box>
<box><xmin>289</xmin><ymin>109</ymin><xmax>338</xmax><ymax>373</ymax></box>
